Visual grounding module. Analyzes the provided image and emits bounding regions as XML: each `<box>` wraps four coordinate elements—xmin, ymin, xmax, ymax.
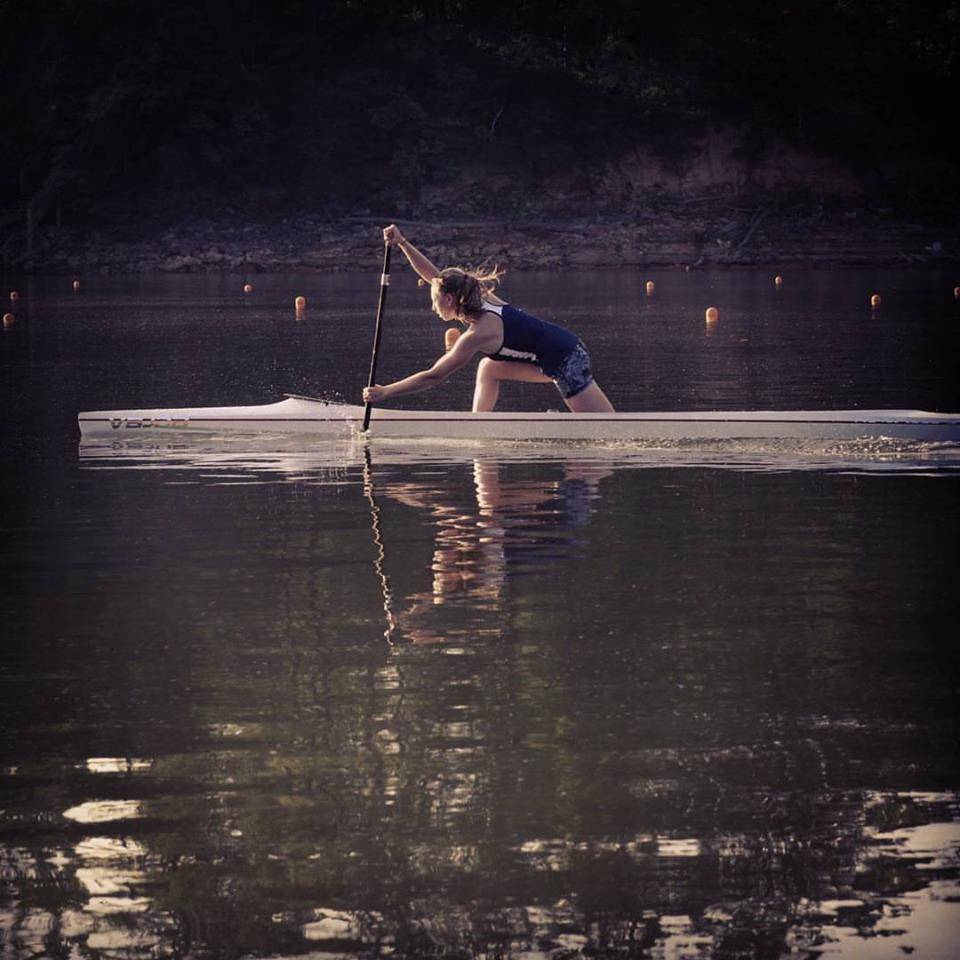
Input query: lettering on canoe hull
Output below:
<box><xmin>110</xmin><ymin>418</ymin><xmax>190</xmax><ymax>429</ymax></box>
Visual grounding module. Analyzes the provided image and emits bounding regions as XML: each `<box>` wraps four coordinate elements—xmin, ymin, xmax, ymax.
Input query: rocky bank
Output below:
<box><xmin>7</xmin><ymin>200</ymin><xmax>958</xmax><ymax>277</ymax></box>
<box><xmin>6</xmin><ymin>125</ymin><xmax>960</xmax><ymax>275</ymax></box>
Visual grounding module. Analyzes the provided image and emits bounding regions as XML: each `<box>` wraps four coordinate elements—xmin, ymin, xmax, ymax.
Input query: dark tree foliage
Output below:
<box><xmin>1</xmin><ymin>0</ymin><xmax>957</xmax><ymax>224</ymax></box>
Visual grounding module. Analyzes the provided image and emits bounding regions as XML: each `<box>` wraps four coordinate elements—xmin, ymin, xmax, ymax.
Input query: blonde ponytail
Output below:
<box><xmin>432</xmin><ymin>265</ymin><xmax>504</xmax><ymax>320</ymax></box>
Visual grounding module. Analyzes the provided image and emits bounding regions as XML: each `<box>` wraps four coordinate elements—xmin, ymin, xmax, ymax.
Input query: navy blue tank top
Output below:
<box><xmin>484</xmin><ymin>303</ymin><xmax>579</xmax><ymax>377</ymax></box>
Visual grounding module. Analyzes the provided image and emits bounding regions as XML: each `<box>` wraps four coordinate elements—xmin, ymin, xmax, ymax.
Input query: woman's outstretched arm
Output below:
<box><xmin>363</xmin><ymin>325</ymin><xmax>499</xmax><ymax>403</ymax></box>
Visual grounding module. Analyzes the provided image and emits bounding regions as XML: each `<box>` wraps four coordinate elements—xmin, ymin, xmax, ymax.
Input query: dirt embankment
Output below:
<box><xmin>6</xmin><ymin>131</ymin><xmax>958</xmax><ymax>274</ymax></box>
<box><xmin>11</xmin><ymin>204</ymin><xmax>957</xmax><ymax>276</ymax></box>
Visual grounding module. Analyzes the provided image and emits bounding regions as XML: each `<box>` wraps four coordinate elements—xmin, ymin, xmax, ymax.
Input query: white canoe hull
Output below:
<box><xmin>77</xmin><ymin>395</ymin><xmax>960</xmax><ymax>442</ymax></box>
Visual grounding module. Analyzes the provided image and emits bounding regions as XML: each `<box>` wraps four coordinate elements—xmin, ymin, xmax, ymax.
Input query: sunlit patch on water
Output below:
<box><xmin>0</xmin><ymin>839</ymin><xmax>170</xmax><ymax>958</ymax></box>
<box><xmin>208</xmin><ymin>722</ymin><xmax>249</xmax><ymax>738</ymax></box>
<box><xmin>867</xmin><ymin>821</ymin><xmax>960</xmax><ymax>869</ymax></box>
<box><xmin>656</xmin><ymin>915</ymin><xmax>715</xmax><ymax>959</ymax></box>
<box><xmin>790</xmin><ymin>880</ymin><xmax>960</xmax><ymax>959</ymax></box>
<box><xmin>76</xmin><ymin>865</ymin><xmax>150</xmax><ymax>901</ymax></box>
<box><xmin>84</xmin><ymin>924</ymin><xmax>174</xmax><ymax>955</ymax></box>
<box><xmin>301</xmin><ymin>907</ymin><xmax>383</xmax><ymax>942</ymax></box>
<box><xmin>83</xmin><ymin>756</ymin><xmax>152</xmax><ymax>774</ymax></box>
<box><xmin>656</xmin><ymin>837</ymin><xmax>702</xmax><ymax>857</ymax></box>
<box><xmin>61</xmin><ymin>799</ymin><xmax>142</xmax><ymax>823</ymax></box>
<box><xmin>74</xmin><ymin>836</ymin><xmax>149</xmax><ymax>860</ymax></box>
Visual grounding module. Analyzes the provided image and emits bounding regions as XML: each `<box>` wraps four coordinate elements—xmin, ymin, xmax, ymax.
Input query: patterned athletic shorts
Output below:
<box><xmin>551</xmin><ymin>341</ymin><xmax>595</xmax><ymax>399</ymax></box>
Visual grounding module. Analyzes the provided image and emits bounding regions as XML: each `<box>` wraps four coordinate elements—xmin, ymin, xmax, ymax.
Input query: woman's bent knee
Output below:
<box><xmin>477</xmin><ymin>357</ymin><xmax>507</xmax><ymax>384</ymax></box>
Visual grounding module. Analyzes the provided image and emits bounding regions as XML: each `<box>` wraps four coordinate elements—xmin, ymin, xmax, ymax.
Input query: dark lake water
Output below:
<box><xmin>2</xmin><ymin>268</ymin><xmax>959</xmax><ymax>958</ymax></box>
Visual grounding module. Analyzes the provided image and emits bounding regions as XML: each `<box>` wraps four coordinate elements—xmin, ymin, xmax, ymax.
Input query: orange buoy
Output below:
<box><xmin>243</xmin><ymin>283</ymin><xmax>253</xmax><ymax>294</ymax></box>
<box><xmin>295</xmin><ymin>295</ymin><xmax>306</xmax><ymax>310</ymax></box>
<box><xmin>72</xmin><ymin>279</ymin><xmax>81</xmax><ymax>292</ymax></box>
<box><xmin>3</xmin><ymin>313</ymin><xmax>14</xmax><ymax>328</ymax></box>
<box><xmin>9</xmin><ymin>291</ymin><xmax>19</xmax><ymax>301</ymax></box>
<box><xmin>705</xmin><ymin>306</ymin><xmax>719</xmax><ymax>323</ymax></box>
<box><xmin>774</xmin><ymin>275</ymin><xmax>783</xmax><ymax>288</ymax></box>
<box><xmin>645</xmin><ymin>280</ymin><xmax>655</xmax><ymax>296</ymax></box>
<box><xmin>870</xmin><ymin>293</ymin><xmax>882</xmax><ymax>308</ymax></box>
<box><xmin>444</xmin><ymin>327</ymin><xmax>461</xmax><ymax>351</ymax></box>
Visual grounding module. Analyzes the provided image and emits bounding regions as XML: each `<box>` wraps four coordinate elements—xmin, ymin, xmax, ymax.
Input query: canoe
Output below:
<box><xmin>77</xmin><ymin>395</ymin><xmax>960</xmax><ymax>442</ymax></box>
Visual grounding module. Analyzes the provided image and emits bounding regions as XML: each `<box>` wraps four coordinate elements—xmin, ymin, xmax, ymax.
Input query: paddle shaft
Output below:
<box><xmin>362</xmin><ymin>243</ymin><xmax>392</xmax><ymax>431</ymax></box>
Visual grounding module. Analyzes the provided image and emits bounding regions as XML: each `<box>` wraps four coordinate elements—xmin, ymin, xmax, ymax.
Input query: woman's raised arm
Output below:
<box><xmin>383</xmin><ymin>224</ymin><xmax>441</xmax><ymax>283</ymax></box>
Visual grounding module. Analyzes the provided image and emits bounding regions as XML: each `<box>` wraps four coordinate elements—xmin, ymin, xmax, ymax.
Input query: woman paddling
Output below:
<box><xmin>362</xmin><ymin>225</ymin><xmax>614</xmax><ymax>413</ymax></box>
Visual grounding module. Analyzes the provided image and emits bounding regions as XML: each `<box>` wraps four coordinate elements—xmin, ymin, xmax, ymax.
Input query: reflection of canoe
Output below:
<box><xmin>78</xmin><ymin>394</ymin><xmax>960</xmax><ymax>441</ymax></box>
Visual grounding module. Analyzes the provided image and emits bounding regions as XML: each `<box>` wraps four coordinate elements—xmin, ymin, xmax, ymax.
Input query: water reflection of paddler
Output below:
<box><xmin>377</xmin><ymin>478</ymin><xmax>503</xmax><ymax>646</ymax></box>
<box><xmin>380</xmin><ymin>459</ymin><xmax>611</xmax><ymax>644</ymax></box>
<box><xmin>473</xmin><ymin>460</ymin><xmax>612</xmax><ymax>524</ymax></box>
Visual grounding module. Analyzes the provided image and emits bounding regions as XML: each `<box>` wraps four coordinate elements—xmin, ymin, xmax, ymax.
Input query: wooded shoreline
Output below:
<box><xmin>6</xmin><ymin>2</ymin><xmax>957</xmax><ymax>282</ymax></box>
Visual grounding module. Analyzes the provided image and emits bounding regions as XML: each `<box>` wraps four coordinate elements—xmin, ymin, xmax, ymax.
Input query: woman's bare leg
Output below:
<box><xmin>473</xmin><ymin>358</ymin><xmax>552</xmax><ymax>412</ymax></box>
<box><xmin>472</xmin><ymin>358</ymin><xmax>500</xmax><ymax>412</ymax></box>
<box><xmin>564</xmin><ymin>382</ymin><xmax>615</xmax><ymax>412</ymax></box>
